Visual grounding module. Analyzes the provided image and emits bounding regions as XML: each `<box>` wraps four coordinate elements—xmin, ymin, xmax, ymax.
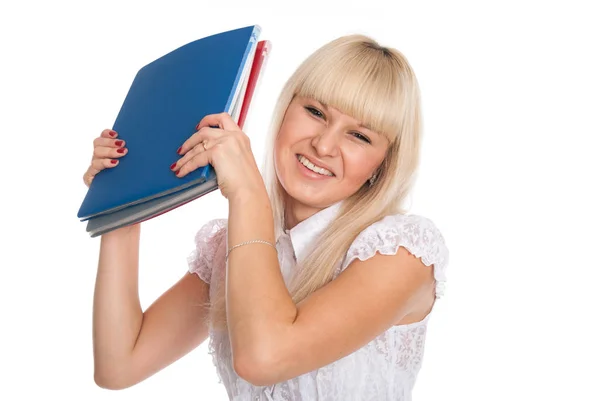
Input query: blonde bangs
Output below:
<box><xmin>294</xmin><ymin>43</ymin><xmax>406</xmax><ymax>143</ymax></box>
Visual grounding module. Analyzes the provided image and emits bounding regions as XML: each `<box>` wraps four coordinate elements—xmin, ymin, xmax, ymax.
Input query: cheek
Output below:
<box><xmin>342</xmin><ymin>152</ymin><xmax>378</xmax><ymax>182</ymax></box>
<box><xmin>274</xmin><ymin>129</ymin><xmax>291</xmax><ymax>160</ymax></box>
<box><xmin>277</xmin><ymin>116</ymin><xmax>303</xmax><ymax>145</ymax></box>
<box><xmin>273</xmin><ymin>130</ymin><xmax>294</xmax><ymax>179</ymax></box>
<box><xmin>274</xmin><ymin>120</ymin><xmax>304</xmax><ymax>167</ymax></box>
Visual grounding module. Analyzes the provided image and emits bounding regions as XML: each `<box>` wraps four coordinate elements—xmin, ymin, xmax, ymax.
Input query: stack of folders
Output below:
<box><xmin>77</xmin><ymin>25</ymin><xmax>271</xmax><ymax>237</ymax></box>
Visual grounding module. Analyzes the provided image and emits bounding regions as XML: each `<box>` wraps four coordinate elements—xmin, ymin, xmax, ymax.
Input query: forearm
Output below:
<box><xmin>226</xmin><ymin>189</ymin><xmax>297</xmax><ymax>364</ymax></box>
<box><xmin>93</xmin><ymin>224</ymin><xmax>143</xmax><ymax>377</ymax></box>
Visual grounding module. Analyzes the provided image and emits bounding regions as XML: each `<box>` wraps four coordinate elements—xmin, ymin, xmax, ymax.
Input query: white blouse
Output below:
<box><xmin>187</xmin><ymin>202</ymin><xmax>449</xmax><ymax>401</ymax></box>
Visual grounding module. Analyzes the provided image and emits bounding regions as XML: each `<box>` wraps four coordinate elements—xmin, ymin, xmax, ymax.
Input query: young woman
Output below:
<box><xmin>84</xmin><ymin>34</ymin><xmax>449</xmax><ymax>400</ymax></box>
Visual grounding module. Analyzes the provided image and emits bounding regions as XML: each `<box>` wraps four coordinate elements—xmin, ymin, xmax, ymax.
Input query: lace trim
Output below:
<box><xmin>197</xmin><ymin>213</ymin><xmax>446</xmax><ymax>400</ymax></box>
<box><xmin>187</xmin><ymin>218</ymin><xmax>228</xmax><ymax>284</ymax></box>
<box><xmin>208</xmin><ymin>330</ymin><xmax>227</xmax><ymax>385</ymax></box>
<box><xmin>339</xmin><ymin>214</ymin><xmax>449</xmax><ymax>298</ymax></box>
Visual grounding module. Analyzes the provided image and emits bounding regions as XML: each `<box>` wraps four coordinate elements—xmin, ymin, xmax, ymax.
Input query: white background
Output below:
<box><xmin>1</xmin><ymin>0</ymin><xmax>598</xmax><ymax>400</ymax></box>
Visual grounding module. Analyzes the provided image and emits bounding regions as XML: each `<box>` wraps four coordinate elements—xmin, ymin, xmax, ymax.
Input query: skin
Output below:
<box><xmin>85</xmin><ymin>96</ymin><xmax>435</xmax><ymax>389</ymax></box>
<box><xmin>274</xmin><ymin>96</ymin><xmax>390</xmax><ymax>228</ymax></box>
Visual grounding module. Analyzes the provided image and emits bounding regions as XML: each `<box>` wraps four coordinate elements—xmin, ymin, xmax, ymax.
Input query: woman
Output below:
<box><xmin>84</xmin><ymin>34</ymin><xmax>449</xmax><ymax>400</ymax></box>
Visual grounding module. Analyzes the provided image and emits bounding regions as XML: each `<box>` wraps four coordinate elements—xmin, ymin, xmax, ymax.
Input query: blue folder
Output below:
<box><xmin>77</xmin><ymin>25</ymin><xmax>261</xmax><ymax>236</ymax></box>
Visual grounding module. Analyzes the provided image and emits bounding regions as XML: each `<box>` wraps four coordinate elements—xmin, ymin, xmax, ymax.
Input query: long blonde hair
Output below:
<box><xmin>208</xmin><ymin>34</ymin><xmax>423</xmax><ymax>331</ymax></box>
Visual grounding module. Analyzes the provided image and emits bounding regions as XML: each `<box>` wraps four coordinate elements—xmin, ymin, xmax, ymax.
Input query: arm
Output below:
<box><xmin>226</xmin><ymin>191</ymin><xmax>436</xmax><ymax>387</ymax></box>
<box><xmin>93</xmin><ymin>224</ymin><xmax>210</xmax><ymax>390</ymax></box>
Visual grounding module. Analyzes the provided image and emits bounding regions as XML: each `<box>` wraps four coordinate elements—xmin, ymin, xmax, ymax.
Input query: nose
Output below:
<box><xmin>310</xmin><ymin>126</ymin><xmax>340</xmax><ymax>158</ymax></box>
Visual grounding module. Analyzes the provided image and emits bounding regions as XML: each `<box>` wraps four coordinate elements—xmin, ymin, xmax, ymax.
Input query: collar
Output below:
<box><xmin>283</xmin><ymin>201</ymin><xmax>343</xmax><ymax>263</ymax></box>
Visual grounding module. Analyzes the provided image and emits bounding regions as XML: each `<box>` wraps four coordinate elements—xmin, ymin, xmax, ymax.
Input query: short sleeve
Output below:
<box><xmin>187</xmin><ymin>218</ymin><xmax>228</xmax><ymax>284</ymax></box>
<box><xmin>342</xmin><ymin>214</ymin><xmax>450</xmax><ymax>298</ymax></box>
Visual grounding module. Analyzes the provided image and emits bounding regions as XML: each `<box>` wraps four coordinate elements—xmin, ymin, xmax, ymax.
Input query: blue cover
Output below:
<box><xmin>77</xmin><ymin>25</ymin><xmax>260</xmax><ymax>220</ymax></box>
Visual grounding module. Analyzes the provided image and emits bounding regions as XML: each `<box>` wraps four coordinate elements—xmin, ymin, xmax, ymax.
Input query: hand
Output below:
<box><xmin>170</xmin><ymin>113</ymin><xmax>265</xmax><ymax>199</ymax></box>
<box><xmin>83</xmin><ymin>129</ymin><xmax>128</xmax><ymax>188</ymax></box>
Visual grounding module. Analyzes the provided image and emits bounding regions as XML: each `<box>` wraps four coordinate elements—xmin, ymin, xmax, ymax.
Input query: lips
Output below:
<box><xmin>296</xmin><ymin>154</ymin><xmax>336</xmax><ymax>176</ymax></box>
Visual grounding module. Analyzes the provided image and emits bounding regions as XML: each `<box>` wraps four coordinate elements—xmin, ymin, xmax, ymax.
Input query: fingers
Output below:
<box><xmin>83</xmin><ymin>157</ymin><xmax>120</xmax><ymax>187</ymax></box>
<box><xmin>100</xmin><ymin>128</ymin><xmax>118</xmax><ymax>139</ymax></box>
<box><xmin>174</xmin><ymin>153</ymin><xmax>210</xmax><ymax>178</ymax></box>
<box><xmin>178</xmin><ymin>113</ymin><xmax>240</xmax><ymax>156</ymax></box>
<box><xmin>171</xmin><ymin>141</ymin><xmax>212</xmax><ymax>177</ymax></box>
<box><xmin>93</xmin><ymin>137</ymin><xmax>128</xmax><ymax>159</ymax></box>
<box><xmin>177</xmin><ymin>126</ymin><xmax>221</xmax><ymax>156</ymax></box>
<box><xmin>83</xmin><ymin>129</ymin><xmax>128</xmax><ymax>188</ymax></box>
<box><xmin>195</xmin><ymin>112</ymin><xmax>239</xmax><ymax>134</ymax></box>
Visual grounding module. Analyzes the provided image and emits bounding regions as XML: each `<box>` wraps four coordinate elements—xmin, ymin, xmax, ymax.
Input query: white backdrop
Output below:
<box><xmin>1</xmin><ymin>0</ymin><xmax>598</xmax><ymax>400</ymax></box>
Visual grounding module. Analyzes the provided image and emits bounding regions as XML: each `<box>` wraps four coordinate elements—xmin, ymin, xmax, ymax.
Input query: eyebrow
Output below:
<box><xmin>314</xmin><ymin>100</ymin><xmax>378</xmax><ymax>133</ymax></box>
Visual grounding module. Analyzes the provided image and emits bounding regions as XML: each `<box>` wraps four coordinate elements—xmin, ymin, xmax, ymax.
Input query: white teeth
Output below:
<box><xmin>297</xmin><ymin>155</ymin><xmax>334</xmax><ymax>176</ymax></box>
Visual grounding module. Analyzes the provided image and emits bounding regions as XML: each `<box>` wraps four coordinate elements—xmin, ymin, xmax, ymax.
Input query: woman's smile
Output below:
<box><xmin>295</xmin><ymin>154</ymin><xmax>336</xmax><ymax>180</ymax></box>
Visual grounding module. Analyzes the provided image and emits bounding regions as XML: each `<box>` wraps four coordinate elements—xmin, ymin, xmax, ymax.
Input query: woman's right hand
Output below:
<box><xmin>83</xmin><ymin>129</ymin><xmax>128</xmax><ymax>188</ymax></box>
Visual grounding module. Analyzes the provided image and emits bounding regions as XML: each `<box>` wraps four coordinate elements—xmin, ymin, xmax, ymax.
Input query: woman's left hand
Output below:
<box><xmin>171</xmin><ymin>112</ymin><xmax>265</xmax><ymax>200</ymax></box>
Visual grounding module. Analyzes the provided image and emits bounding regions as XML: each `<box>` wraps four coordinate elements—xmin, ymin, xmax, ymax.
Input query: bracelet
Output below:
<box><xmin>226</xmin><ymin>239</ymin><xmax>277</xmax><ymax>260</ymax></box>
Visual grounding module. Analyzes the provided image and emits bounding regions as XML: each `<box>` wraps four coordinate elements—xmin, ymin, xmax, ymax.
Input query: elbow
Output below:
<box><xmin>94</xmin><ymin>374</ymin><xmax>119</xmax><ymax>390</ymax></box>
<box><xmin>233</xmin><ymin>351</ymin><xmax>278</xmax><ymax>387</ymax></box>
<box><xmin>94</xmin><ymin>367</ymin><xmax>135</xmax><ymax>390</ymax></box>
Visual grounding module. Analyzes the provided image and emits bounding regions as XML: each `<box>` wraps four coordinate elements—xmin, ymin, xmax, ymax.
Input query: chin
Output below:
<box><xmin>285</xmin><ymin>182</ymin><xmax>352</xmax><ymax>210</ymax></box>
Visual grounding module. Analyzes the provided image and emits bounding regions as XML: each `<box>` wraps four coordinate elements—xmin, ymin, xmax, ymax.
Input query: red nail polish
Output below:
<box><xmin>117</xmin><ymin>148</ymin><xmax>125</xmax><ymax>154</ymax></box>
<box><xmin>174</xmin><ymin>170</ymin><xmax>180</xmax><ymax>176</ymax></box>
<box><xmin>109</xmin><ymin>130</ymin><xmax>116</xmax><ymax>137</ymax></box>
<box><xmin>177</xmin><ymin>146</ymin><xmax>182</xmax><ymax>154</ymax></box>
<box><xmin>111</xmin><ymin>160</ymin><xmax>118</xmax><ymax>164</ymax></box>
<box><xmin>195</xmin><ymin>123</ymin><xmax>201</xmax><ymax>131</ymax></box>
<box><xmin>170</xmin><ymin>162</ymin><xmax>177</xmax><ymax>170</ymax></box>
<box><xmin>115</xmin><ymin>140</ymin><xmax>123</xmax><ymax>146</ymax></box>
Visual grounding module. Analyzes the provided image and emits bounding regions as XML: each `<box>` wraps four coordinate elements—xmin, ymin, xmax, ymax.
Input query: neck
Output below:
<box><xmin>283</xmin><ymin>197</ymin><xmax>322</xmax><ymax>231</ymax></box>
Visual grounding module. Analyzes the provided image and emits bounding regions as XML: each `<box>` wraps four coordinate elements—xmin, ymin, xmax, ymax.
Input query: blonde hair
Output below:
<box><xmin>208</xmin><ymin>34</ymin><xmax>423</xmax><ymax>331</ymax></box>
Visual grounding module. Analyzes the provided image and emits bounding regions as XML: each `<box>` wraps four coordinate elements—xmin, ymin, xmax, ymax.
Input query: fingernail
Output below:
<box><xmin>176</xmin><ymin>146</ymin><xmax>182</xmax><ymax>154</ymax></box>
<box><xmin>195</xmin><ymin>123</ymin><xmax>201</xmax><ymax>130</ymax></box>
<box><xmin>115</xmin><ymin>140</ymin><xmax>124</xmax><ymax>146</ymax></box>
<box><xmin>170</xmin><ymin>162</ymin><xmax>177</xmax><ymax>170</ymax></box>
<box><xmin>111</xmin><ymin>160</ymin><xmax>118</xmax><ymax>164</ymax></box>
<box><xmin>174</xmin><ymin>169</ymin><xmax>181</xmax><ymax>176</ymax></box>
<box><xmin>109</xmin><ymin>130</ymin><xmax>116</xmax><ymax>137</ymax></box>
<box><xmin>117</xmin><ymin>148</ymin><xmax>125</xmax><ymax>154</ymax></box>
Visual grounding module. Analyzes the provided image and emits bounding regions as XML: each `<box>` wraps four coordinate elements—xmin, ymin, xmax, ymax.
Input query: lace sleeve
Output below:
<box><xmin>342</xmin><ymin>214</ymin><xmax>450</xmax><ymax>298</ymax></box>
<box><xmin>187</xmin><ymin>218</ymin><xmax>228</xmax><ymax>284</ymax></box>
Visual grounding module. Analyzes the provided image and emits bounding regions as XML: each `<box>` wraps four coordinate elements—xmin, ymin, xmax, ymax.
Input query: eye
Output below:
<box><xmin>305</xmin><ymin>105</ymin><xmax>371</xmax><ymax>144</ymax></box>
<box><xmin>352</xmin><ymin>132</ymin><xmax>371</xmax><ymax>144</ymax></box>
<box><xmin>305</xmin><ymin>106</ymin><xmax>324</xmax><ymax>118</ymax></box>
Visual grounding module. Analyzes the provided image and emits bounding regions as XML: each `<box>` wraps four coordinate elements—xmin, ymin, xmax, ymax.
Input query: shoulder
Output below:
<box><xmin>347</xmin><ymin>214</ymin><xmax>449</xmax><ymax>263</ymax></box>
<box><xmin>187</xmin><ymin>218</ymin><xmax>228</xmax><ymax>282</ymax></box>
<box><xmin>192</xmin><ymin>218</ymin><xmax>228</xmax><ymax>244</ymax></box>
<box><xmin>188</xmin><ymin>218</ymin><xmax>228</xmax><ymax>259</ymax></box>
<box><xmin>342</xmin><ymin>213</ymin><xmax>450</xmax><ymax>297</ymax></box>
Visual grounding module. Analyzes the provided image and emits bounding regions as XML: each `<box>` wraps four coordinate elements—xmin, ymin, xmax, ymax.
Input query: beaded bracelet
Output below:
<box><xmin>226</xmin><ymin>239</ymin><xmax>276</xmax><ymax>260</ymax></box>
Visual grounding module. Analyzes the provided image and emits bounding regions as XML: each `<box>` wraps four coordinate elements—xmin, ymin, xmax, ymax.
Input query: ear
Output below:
<box><xmin>373</xmin><ymin>163</ymin><xmax>384</xmax><ymax>178</ymax></box>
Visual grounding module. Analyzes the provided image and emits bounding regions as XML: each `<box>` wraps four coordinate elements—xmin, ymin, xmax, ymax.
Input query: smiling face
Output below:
<box><xmin>274</xmin><ymin>95</ymin><xmax>389</xmax><ymax>226</ymax></box>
